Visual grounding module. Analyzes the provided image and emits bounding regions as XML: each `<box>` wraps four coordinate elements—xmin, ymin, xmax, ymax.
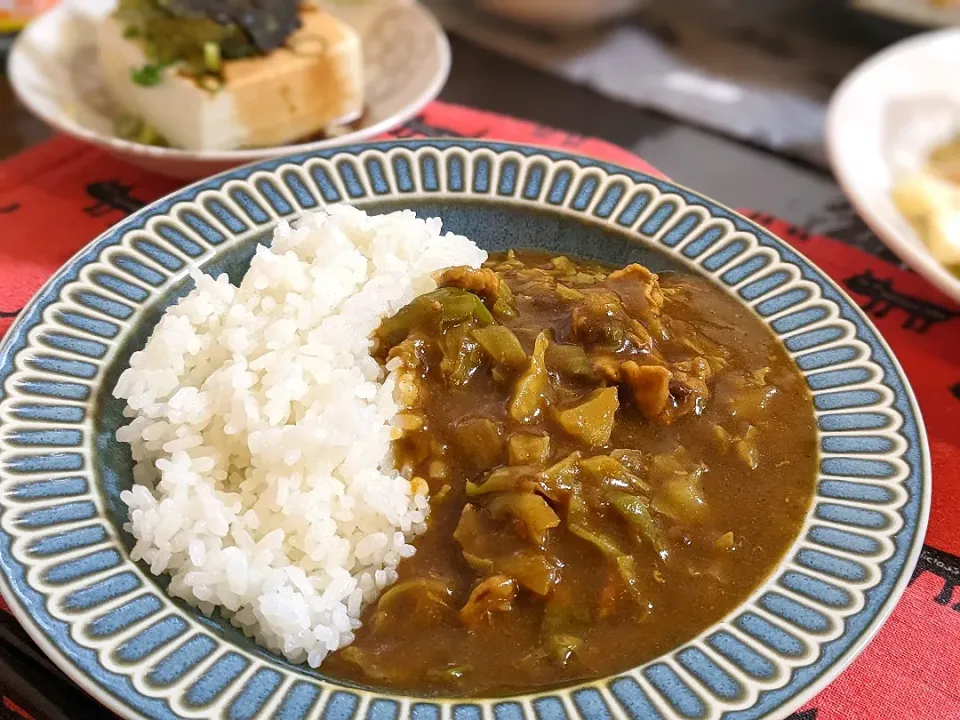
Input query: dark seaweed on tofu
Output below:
<box><xmin>165</xmin><ymin>0</ymin><xmax>302</xmax><ymax>54</ymax></box>
<box><xmin>115</xmin><ymin>0</ymin><xmax>303</xmax><ymax>86</ymax></box>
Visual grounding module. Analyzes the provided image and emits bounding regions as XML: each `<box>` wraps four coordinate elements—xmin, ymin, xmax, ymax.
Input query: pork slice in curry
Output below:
<box><xmin>323</xmin><ymin>251</ymin><xmax>818</xmax><ymax>696</ymax></box>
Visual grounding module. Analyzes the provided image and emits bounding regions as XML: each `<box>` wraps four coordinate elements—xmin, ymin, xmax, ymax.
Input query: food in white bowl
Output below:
<box><xmin>97</xmin><ymin>0</ymin><xmax>363</xmax><ymax>150</ymax></box>
<box><xmin>891</xmin><ymin>136</ymin><xmax>960</xmax><ymax>274</ymax></box>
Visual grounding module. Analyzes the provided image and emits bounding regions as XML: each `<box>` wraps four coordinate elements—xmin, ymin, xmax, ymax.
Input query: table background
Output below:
<box><xmin>0</xmin><ymin>25</ymin><xmax>902</xmax><ymax>260</ymax></box>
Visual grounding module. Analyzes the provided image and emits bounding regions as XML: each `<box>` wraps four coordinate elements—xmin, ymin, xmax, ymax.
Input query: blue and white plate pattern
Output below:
<box><xmin>0</xmin><ymin>140</ymin><xmax>929</xmax><ymax>720</ymax></box>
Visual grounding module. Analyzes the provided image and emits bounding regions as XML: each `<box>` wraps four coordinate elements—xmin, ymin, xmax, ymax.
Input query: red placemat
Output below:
<box><xmin>0</xmin><ymin>102</ymin><xmax>958</xmax><ymax>720</ymax></box>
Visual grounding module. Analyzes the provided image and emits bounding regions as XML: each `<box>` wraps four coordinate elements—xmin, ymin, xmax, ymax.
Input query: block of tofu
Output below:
<box><xmin>97</xmin><ymin>7</ymin><xmax>364</xmax><ymax>151</ymax></box>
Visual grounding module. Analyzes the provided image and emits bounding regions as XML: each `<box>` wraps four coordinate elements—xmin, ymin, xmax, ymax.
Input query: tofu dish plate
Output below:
<box><xmin>116</xmin><ymin>206</ymin><xmax>817</xmax><ymax>696</ymax></box>
<box><xmin>98</xmin><ymin>0</ymin><xmax>363</xmax><ymax>150</ymax></box>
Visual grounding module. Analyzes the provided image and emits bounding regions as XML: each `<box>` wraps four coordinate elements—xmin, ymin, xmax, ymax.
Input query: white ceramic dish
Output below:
<box><xmin>826</xmin><ymin>27</ymin><xmax>960</xmax><ymax>304</ymax></box>
<box><xmin>8</xmin><ymin>0</ymin><xmax>450</xmax><ymax>179</ymax></box>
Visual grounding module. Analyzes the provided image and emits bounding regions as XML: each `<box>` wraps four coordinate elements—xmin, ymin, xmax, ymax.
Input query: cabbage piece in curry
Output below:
<box><xmin>324</xmin><ymin>251</ymin><xmax>817</xmax><ymax>696</ymax></box>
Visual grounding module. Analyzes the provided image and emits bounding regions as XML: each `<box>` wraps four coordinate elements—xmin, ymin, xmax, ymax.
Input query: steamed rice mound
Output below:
<box><xmin>115</xmin><ymin>205</ymin><xmax>486</xmax><ymax>667</ymax></box>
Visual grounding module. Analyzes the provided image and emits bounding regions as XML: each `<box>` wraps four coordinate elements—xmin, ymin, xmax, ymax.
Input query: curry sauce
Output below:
<box><xmin>323</xmin><ymin>251</ymin><xmax>817</xmax><ymax>696</ymax></box>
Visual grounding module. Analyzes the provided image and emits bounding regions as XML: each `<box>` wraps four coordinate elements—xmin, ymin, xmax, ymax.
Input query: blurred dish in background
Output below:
<box><xmin>472</xmin><ymin>0</ymin><xmax>645</xmax><ymax>29</ymax></box>
<box><xmin>8</xmin><ymin>0</ymin><xmax>450</xmax><ymax>178</ymax></box>
<box><xmin>826</xmin><ymin>27</ymin><xmax>960</xmax><ymax>302</ymax></box>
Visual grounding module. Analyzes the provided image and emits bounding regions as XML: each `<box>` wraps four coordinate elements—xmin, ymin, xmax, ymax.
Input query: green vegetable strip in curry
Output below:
<box><xmin>322</xmin><ymin>251</ymin><xmax>817</xmax><ymax>696</ymax></box>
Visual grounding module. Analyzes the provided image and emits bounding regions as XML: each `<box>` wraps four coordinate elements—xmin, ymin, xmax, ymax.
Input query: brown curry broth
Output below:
<box><xmin>323</xmin><ymin>252</ymin><xmax>817</xmax><ymax>696</ymax></box>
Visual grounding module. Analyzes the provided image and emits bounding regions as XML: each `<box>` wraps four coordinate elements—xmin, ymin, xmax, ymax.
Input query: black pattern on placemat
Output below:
<box><xmin>952</xmin><ymin>382</ymin><xmax>960</xmax><ymax>401</ymax></box>
<box><xmin>746</xmin><ymin>211</ymin><xmax>810</xmax><ymax>241</ymax></box>
<box><xmin>803</xmin><ymin>199</ymin><xmax>906</xmax><ymax>267</ymax></box>
<box><xmin>0</xmin><ymin>204</ymin><xmax>20</xmax><ymax>215</ymax></box>
<box><xmin>391</xmin><ymin>115</ymin><xmax>488</xmax><ymax>140</ymax></box>
<box><xmin>746</xmin><ymin>211</ymin><xmax>776</xmax><ymax>227</ymax></box>
<box><xmin>844</xmin><ymin>269</ymin><xmax>958</xmax><ymax>333</ymax></box>
<box><xmin>0</xmin><ymin>309</ymin><xmax>19</xmax><ymax>319</ymax></box>
<box><xmin>531</xmin><ymin>125</ymin><xmax>586</xmax><ymax>148</ymax></box>
<box><xmin>84</xmin><ymin>181</ymin><xmax>146</xmax><ymax>218</ymax></box>
<box><xmin>910</xmin><ymin>546</ymin><xmax>960</xmax><ymax>611</ymax></box>
<box><xmin>786</xmin><ymin>709</ymin><xmax>818</xmax><ymax>720</ymax></box>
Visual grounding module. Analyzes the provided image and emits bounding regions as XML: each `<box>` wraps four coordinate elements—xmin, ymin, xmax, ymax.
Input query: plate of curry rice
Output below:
<box><xmin>0</xmin><ymin>139</ymin><xmax>928</xmax><ymax>720</ymax></box>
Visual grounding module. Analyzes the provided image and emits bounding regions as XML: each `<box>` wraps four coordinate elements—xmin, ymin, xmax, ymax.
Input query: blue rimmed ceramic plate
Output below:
<box><xmin>0</xmin><ymin>140</ymin><xmax>929</xmax><ymax>720</ymax></box>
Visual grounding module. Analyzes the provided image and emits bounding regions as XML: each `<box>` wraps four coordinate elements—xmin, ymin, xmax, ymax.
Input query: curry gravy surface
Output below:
<box><xmin>323</xmin><ymin>251</ymin><xmax>817</xmax><ymax>696</ymax></box>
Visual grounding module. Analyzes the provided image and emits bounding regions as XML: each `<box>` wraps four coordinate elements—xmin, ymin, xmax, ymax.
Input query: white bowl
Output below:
<box><xmin>826</xmin><ymin>27</ymin><xmax>960</xmax><ymax>303</ymax></box>
<box><xmin>8</xmin><ymin>0</ymin><xmax>450</xmax><ymax>179</ymax></box>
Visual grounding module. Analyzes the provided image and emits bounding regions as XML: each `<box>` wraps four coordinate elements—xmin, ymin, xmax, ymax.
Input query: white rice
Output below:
<box><xmin>114</xmin><ymin>205</ymin><xmax>486</xmax><ymax>667</ymax></box>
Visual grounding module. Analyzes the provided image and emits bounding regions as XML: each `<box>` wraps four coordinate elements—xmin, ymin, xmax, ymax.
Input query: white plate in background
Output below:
<box><xmin>826</xmin><ymin>27</ymin><xmax>960</xmax><ymax>303</ymax></box>
<box><xmin>8</xmin><ymin>0</ymin><xmax>450</xmax><ymax>179</ymax></box>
